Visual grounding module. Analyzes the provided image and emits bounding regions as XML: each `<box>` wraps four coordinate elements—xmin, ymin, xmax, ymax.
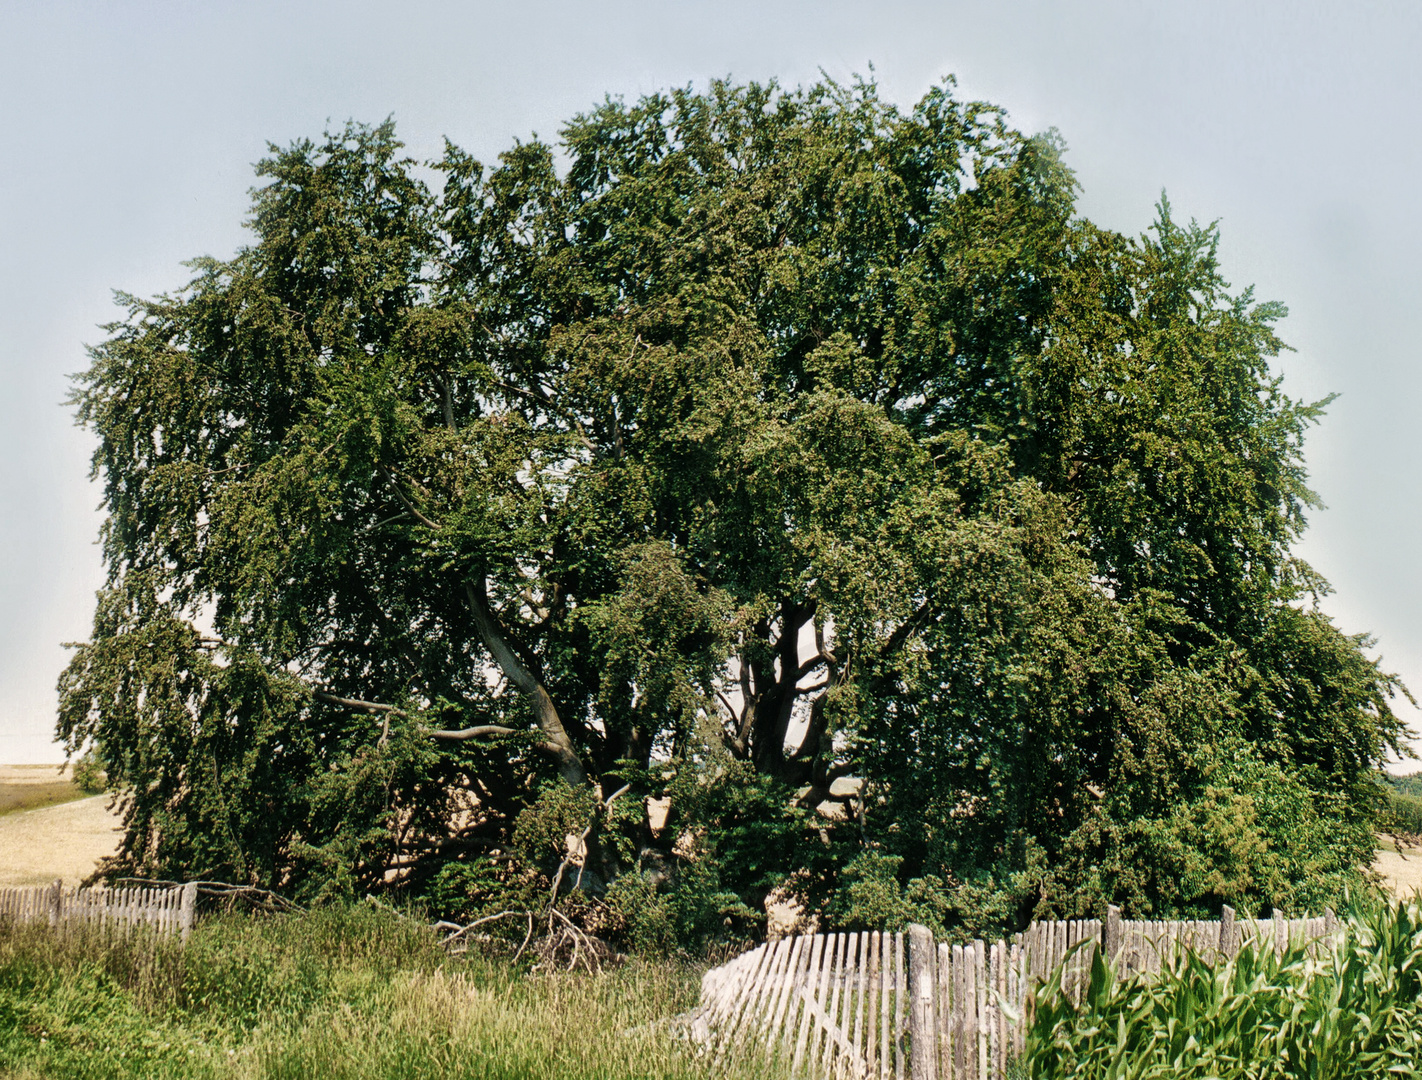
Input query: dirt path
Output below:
<box><xmin>0</xmin><ymin>788</ymin><xmax>123</xmax><ymax>887</ymax></box>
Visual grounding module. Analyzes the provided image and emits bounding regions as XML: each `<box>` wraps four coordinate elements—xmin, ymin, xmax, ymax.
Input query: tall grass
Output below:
<box><xmin>0</xmin><ymin>904</ymin><xmax>749</xmax><ymax>1079</ymax></box>
<box><xmin>1021</xmin><ymin>895</ymin><xmax>1422</xmax><ymax>1078</ymax></box>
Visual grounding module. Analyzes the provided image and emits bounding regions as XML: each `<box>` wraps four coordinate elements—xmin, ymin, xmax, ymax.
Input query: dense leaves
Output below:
<box><xmin>60</xmin><ymin>77</ymin><xmax>1405</xmax><ymax>938</ymax></box>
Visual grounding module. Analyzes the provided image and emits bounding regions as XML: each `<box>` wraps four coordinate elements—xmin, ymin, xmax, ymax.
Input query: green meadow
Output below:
<box><xmin>0</xmin><ymin>905</ymin><xmax>753</xmax><ymax>1080</ymax></box>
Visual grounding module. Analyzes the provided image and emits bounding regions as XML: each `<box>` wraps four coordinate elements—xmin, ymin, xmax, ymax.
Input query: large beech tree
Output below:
<box><xmin>60</xmin><ymin>77</ymin><xmax>1406</xmax><ymax>925</ymax></box>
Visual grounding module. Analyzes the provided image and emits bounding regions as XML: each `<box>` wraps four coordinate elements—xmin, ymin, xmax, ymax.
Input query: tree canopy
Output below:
<box><xmin>60</xmin><ymin>76</ymin><xmax>1408</xmax><ymax>941</ymax></box>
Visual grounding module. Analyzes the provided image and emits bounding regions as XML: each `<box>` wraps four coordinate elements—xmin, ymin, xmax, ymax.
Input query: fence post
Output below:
<box><xmin>1220</xmin><ymin>905</ymin><xmax>1237</xmax><ymax>959</ymax></box>
<box><xmin>179</xmin><ymin>881</ymin><xmax>198</xmax><ymax>944</ymax></box>
<box><xmin>1324</xmin><ymin>907</ymin><xmax>1338</xmax><ymax>943</ymax></box>
<box><xmin>48</xmin><ymin>879</ymin><xmax>62</xmax><ymax>928</ymax></box>
<box><xmin>1102</xmin><ymin>904</ymin><xmax>1121</xmax><ymax>966</ymax></box>
<box><xmin>908</xmin><ymin>924</ymin><xmax>938</xmax><ymax>1080</ymax></box>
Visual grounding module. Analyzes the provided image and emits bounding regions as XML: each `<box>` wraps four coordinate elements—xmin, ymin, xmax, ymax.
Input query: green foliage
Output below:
<box><xmin>826</xmin><ymin>849</ymin><xmax>1044</xmax><ymax>943</ymax></box>
<box><xmin>663</xmin><ymin>757</ymin><xmax>817</xmax><ymax>914</ymax></box>
<box><xmin>1386</xmin><ymin>771</ymin><xmax>1422</xmax><ymax>799</ymax></box>
<box><xmin>511</xmin><ymin>781</ymin><xmax>598</xmax><ymax>870</ymax></box>
<box><xmin>604</xmin><ymin>860</ymin><xmax>761</xmax><ymax>956</ymax></box>
<box><xmin>603</xmin><ymin>872</ymin><xmax>679</xmax><ymax>955</ymax></box>
<box><xmin>70</xmin><ymin>750</ymin><xmax>107</xmax><ymax>795</ymax></box>
<box><xmin>60</xmin><ymin>75</ymin><xmax>1407</xmax><ymax>939</ymax></box>
<box><xmin>600</xmin><ymin>756</ymin><xmax>810</xmax><ymax>953</ymax></box>
<box><xmin>1049</xmin><ymin>742</ymin><xmax>1374</xmax><ymax>919</ymax></box>
<box><xmin>422</xmin><ymin>857</ymin><xmax>545</xmax><ymax>929</ymax></box>
<box><xmin>1023</xmin><ymin>895</ymin><xmax>1422</xmax><ymax>1078</ymax></box>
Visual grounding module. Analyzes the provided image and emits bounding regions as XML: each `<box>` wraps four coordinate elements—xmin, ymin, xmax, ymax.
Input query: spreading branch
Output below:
<box><xmin>464</xmin><ymin>578</ymin><xmax>586</xmax><ymax>786</ymax></box>
<box><xmin>378</xmin><ymin>461</ymin><xmax>443</xmax><ymax>531</ymax></box>
<box><xmin>429</xmin><ymin>724</ymin><xmax>522</xmax><ymax>742</ymax></box>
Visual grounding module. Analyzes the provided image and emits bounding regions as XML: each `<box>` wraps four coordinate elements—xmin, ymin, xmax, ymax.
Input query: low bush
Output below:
<box><xmin>69</xmin><ymin>752</ymin><xmax>106</xmax><ymax>796</ymax></box>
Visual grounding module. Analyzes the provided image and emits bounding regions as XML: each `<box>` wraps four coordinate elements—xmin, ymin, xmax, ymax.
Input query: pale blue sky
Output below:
<box><xmin>3</xmin><ymin>0</ymin><xmax>1420</xmax><ymax>763</ymax></box>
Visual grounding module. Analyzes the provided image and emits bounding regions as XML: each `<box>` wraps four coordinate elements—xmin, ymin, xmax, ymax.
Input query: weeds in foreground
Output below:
<box><xmin>0</xmin><ymin>905</ymin><xmax>743</xmax><ymax>1079</ymax></box>
<box><xmin>1023</xmin><ymin>894</ymin><xmax>1422</xmax><ymax>1079</ymax></box>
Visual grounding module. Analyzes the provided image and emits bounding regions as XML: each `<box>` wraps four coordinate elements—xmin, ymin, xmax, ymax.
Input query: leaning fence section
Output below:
<box><xmin>694</xmin><ymin>929</ymin><xmax>910</xmax><ymax>1079</ymax></box>
<box><xmin>693</xmin><ymin>904</ymin><xmax>1342</xmax><ymax>1079</ymax></box>
<box><xmin>0</xmin><ymin>880</ymin><xmax>198</xmax><ymax>941</ymax></box>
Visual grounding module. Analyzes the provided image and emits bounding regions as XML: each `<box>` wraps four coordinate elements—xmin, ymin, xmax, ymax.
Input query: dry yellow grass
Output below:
<box><xmin>0</xmin><ymin>765</ymin><xmax>122</xmax><ymax>886</ymax></box>
<box><xmin>1374</xmin><ymin>836</ymin><xmax>1422</xmax><ymax>900</ymax></box>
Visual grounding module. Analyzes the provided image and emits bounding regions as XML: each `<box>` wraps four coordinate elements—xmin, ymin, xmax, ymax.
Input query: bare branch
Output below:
<box><xmin>314</xmin><ymin>692</ymin><xmax>402</xmax><ymax>714</ymax></box>
<box><xmin>815</xmin><ymin>621</ymin><xmax>840</xmax><ymax>670</ymax></box>
<box><xmin>464</xmin><ymin>578</ymin><xmax>586</xmax><ymax>786</ymax></box>
<box><xmin>431</xmin><ymin>373</ymin><xmax>457</xmax><ymax>431</ymax></box>
<box><xmin>511</xmin><ymin>910</ymin><xmax>536</xmax><ymax>964</ymax></box>
<box><xmin>377</xmin><ymin>462</ymin><xmax>443</xmax><ymax>531</ymax></box>
<box><xmin>714</xmin><ymin>688</ymin><xmax>741</xmax><ymax>724</ymax></box>
<box><xmin>315</xmin><ymin>691</ymin><xmax>525</xmax><ymax>749</ymax></box>
<box><xmin>435</xmin><ymin>908</ymin><xmax>532</xmax><ymax>946</ymax></box>
<box><xmin>363</xmin><ymin>511</ymin><xmax>411</xmax><ymax>534</ymax></box>
<box><xmin>429</xmin><ymin>725</ymin><xmax>522</xmax><ymax>742</ymax></box>
<box><xmin>313</xmin><ymin>691</ymin><xmax>404</xmax><ymax>744</ymax></box>
<box><xmin>794</xmin><ymin>653</ymin><xmax>834</xmax><ymax>682</ymax></box>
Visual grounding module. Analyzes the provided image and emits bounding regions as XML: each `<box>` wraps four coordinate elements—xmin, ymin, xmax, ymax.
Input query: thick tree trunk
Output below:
<box><xmin>749</xmin><ymin>601</ymin><xmax>813</xmax><ymax>778</ymax></box>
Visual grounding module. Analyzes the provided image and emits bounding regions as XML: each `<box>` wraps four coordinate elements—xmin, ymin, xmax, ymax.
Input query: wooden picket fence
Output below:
<box><xmin>0</xmin><ymin>880</ymin><xmax>198</xmax><ymax>941</ymax></box>
<box><xmin>691</xmin><ymin>926</ymin><xmax>909</xmax><ymax>1078</ymax></box>
<box><xmin>691</xmin><ymin>905</ymin><xmax>1342</xmax><ymax>1079</ymax></box>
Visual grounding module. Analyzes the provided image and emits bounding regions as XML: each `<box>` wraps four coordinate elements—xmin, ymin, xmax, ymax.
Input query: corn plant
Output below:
<box><xmin>1021</xmin><ymin>897</ymin><xmax>1422</xmax><ymax>1079</ymax></box>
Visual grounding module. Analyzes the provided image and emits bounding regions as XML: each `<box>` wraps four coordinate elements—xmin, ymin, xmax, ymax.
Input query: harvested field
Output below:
<box><xmin>0</xmin><ymin>767</ymin><xmax>122</xmax><ymax>886</ymax></box>
<box><xmin>1374</xmin><ymin>835</ymin><xmax>1422</xmax><ymax>899</ymax></box>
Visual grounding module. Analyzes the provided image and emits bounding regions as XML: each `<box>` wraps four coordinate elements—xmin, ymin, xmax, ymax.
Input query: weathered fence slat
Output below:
<box><xmin>932</xmin><ymin>944</ymin><xmax>944</xmax><ymax>1075</ymax></box>
<box><xmin>951</xmin><ymin>943</ymin><xmax>966</xmax><ymax>1080</ymax></box>
<box><xmin>695</xmin><ymin>900</ymin><xmax>1345</xmax><ymax>1079</ymax></box>
<box><xmin>906</xmin><ymin>925</ymin><xmax>935</xmax><ymax>1080</ymax></box>
<box><xmin>870</xmin><ymin>933</ymin><xmax>881</xmax><ymax>1075</ymax></box>
<box><xmin>792</xmin><ymin>934</ymin><xmax>825</xmax><ymax>1077</ymax></box>
<box><xmin>765</xmin><ymin>933</ymin><xmax>804</xmax><ymax>1055</ymax></box>
<box><xmin>729</xmin><ymin>937</ymin><xmax>783</xmax><ymax>1066</ymax></box>
<box><xmin>808</xmin><ymin>934</ymin><xmax>839</xmax><ymax>1079</ymax></box>
<box><xmin>0</xmin><ymin>880</ymin><xmax>192</xmax><ymax>942</ymax></box>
